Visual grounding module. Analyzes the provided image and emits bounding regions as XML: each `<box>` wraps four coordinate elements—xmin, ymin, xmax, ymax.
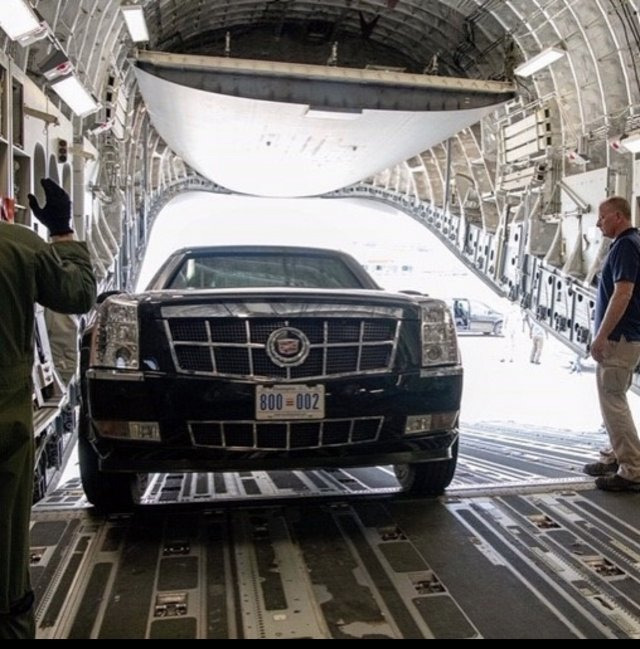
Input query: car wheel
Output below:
<box><xmin>394</xmin><ymin>438</ymin><xmax>458</xmax><ymax>496</ymax></box>
<box><xmin>78</xmin><ymin>420</ymin><xmax>147</xmax><ymax>512</ymax></box>
<box><xmin>493</xmin><ymin>322</ymin><xmax>503</xmax><ymax>336</ymax></box>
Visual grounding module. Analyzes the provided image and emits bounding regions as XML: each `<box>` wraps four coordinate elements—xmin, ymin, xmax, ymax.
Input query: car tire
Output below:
<box><xmin>78</xmin><ymin>421</ymin><xmax>147</xmax><ymax>512</ymax></box>
<box><xmin>394</xmin><ymin>438</ymin><xmax>458</xmax><ymax>496</ymax></box>
<box><xmin>493</xmin><ymin>322</ymin><xmax>503</xmax><ymax>336</ymax></box>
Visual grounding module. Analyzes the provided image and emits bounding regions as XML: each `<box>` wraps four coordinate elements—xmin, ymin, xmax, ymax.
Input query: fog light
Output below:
<box><xmin>405</xmin><ymin>412</ymin><xmax>458</xmax><ymax>435</ymax></box>
<box><xmin>94</xmin><ymin>420</ymin><xmax>161</xmax><ymax>441</ymax></box>
<box><xmin>130</xmin><ymin>422</ymin><xmax>161</xmax><ymax>441</ymax></box>
<box><xmin>405</xmin><ymin>415</ymin><xmax>432</xmax><ymax>434</ymax></box>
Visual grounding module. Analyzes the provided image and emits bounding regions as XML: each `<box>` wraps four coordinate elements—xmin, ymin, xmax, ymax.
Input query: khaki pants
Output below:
<box><xmin>530</xmin><ymin>336</ymin><xmax>543</xmax><ymax>363</ymax></box>
<box><xmin>597</xmin><ymin>336</ymin><xmax>640</xmax><ymax>482</ymax></box>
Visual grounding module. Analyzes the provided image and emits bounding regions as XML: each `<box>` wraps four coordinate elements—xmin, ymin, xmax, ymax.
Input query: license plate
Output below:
<box><xmin>256</xmin><ymin>384</ymin><xmax>325</xmax><ymax>420</ymax></box>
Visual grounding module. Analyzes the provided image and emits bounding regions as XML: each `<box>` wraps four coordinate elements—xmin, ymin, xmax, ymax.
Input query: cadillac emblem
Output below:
<box><xmin>266</xmin><ymin>327</ymin><xmax>310</xmax><ymax>367</ymax></box>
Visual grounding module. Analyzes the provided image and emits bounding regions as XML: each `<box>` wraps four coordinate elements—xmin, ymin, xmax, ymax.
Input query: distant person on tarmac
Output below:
<box><xmin>453</xmin><ymin>299</ymin><xmax>468</xmax><ymax>328</ymax></box>
<box><xmin>583</xmin><ymin>196</ymin><xmax>640</xmax><ymax>492</ymax></box>
<box><xmin>569</xmin><ymin>352</ymin><xmax>584</xmax><ymax>374</ymax></box>
<box><xmin>529</xmin><ymin>320</ymin><xmax>545</xmax><ymax>364</ymax></box>
<box><xmin>500</xmin><ymin>303</ymin><xmax>520</xmax><ymax>363</ymax></box>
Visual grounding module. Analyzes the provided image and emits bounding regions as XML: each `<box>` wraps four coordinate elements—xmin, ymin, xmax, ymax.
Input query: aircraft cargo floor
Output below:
<box><xmin>31</xmin><ymin>423</ymin><xmax>640</xmax><ymax>639</ymax></box>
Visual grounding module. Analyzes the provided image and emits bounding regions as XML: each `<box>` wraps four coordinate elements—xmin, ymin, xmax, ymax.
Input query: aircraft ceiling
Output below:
<box><xmin>5</xmin><ymin>1</ymin><xmax>640</xmax><ymax>212</ymax></box>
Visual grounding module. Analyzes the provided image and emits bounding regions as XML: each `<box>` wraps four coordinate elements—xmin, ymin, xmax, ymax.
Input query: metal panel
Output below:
<box><xmin>133</xmin><ymin>52</ymin><xmax>513</xmax><ymax>197</ymax></box>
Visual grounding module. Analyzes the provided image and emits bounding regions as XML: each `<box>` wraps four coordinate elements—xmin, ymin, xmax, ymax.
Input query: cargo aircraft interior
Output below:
<box><xmin>2</xmin><ymin>0</ymin><xmax>640</xmax><ymax>639</ymax></box>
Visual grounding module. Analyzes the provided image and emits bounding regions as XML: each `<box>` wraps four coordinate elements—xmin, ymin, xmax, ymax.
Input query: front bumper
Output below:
<box><xmin>85</xmin><ymin>367</ymin><xmax>462</xmax><ymax>473</ymax></box>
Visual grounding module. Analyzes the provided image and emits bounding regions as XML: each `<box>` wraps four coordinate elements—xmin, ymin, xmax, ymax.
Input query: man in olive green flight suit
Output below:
<box><xmin>0</xmin><ymin>178</ymin><xmax>96</xmax><ymax>639</ymax></box>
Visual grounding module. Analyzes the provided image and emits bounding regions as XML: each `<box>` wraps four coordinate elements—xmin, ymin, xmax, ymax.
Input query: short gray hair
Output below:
<box><xmin>600</xmin><ymin>196</ymin><xmax>631</xmax><ymax>219</ymax></box>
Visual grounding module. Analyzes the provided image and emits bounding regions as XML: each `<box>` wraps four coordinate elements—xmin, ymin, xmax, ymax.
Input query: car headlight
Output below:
<box><xmin>90</xmin><ymin>296</ymin><xmax>140</xmax><ymax>370</ymax></box>
<box><xmin>421</xmin><ymin>300</ymin><xmax>459</xmax><ymax>367</ymax></box>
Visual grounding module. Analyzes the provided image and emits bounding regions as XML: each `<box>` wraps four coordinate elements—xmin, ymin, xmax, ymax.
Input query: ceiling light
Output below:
<box><xmin>620</xmin><ymin>131</ymin><xmax>640</xmax><ymax>154</ymax></box>
<box><xmin>121</xmin><ymin>5</ymin><xmax>149</xmax><ymax>43</ymax></box>
<box><xmin>0</xmin><ymin>0</ymin><xmax>43</xmax><ymax>41</ymax></box>
<box><xmin>514</xmin><ymin>47</ymin><xmax>565</xmax><ymax>77</ymax></box>
<box><xmin>50</xmin><ymin>74</ymin><xmax>100</xmax><ymax>117</ymax></box>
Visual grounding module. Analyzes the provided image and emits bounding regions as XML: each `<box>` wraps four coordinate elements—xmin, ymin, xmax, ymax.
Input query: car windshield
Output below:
<box><xmin>165</xmin><ymin>252</ymin><xmax>366</xmax><ymax>290</ymax></box>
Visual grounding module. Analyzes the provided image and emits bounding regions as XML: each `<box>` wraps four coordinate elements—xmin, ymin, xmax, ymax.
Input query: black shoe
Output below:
<box><xmin>595</xmin><ymin>474</ymin><xmax>640</xmax><ymax>492</ymax></box>
<box><xmin>583</xmin><ymin>461</ymin><xmax>618</xmax><ymax>476</ymax></box>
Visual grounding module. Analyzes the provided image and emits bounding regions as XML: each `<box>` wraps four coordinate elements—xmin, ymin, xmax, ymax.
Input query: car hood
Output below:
<box><xmin>127</xmin><ymin>287</ymin><xmax>437</xmax><ymax>320</ymax></box>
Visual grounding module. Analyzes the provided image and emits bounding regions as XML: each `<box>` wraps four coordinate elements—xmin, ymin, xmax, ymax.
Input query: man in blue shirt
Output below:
<box><xmin>584</xmin><ymin>196</ymin><xmax>640</xmax><ymax>491</ymax></box>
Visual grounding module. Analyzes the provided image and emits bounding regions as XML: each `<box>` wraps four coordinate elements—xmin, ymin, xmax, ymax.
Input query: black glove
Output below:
<box><xmin>28</xmin><ymin>178</ymin><xmax>73</xmax><ymax>236</ymax></box>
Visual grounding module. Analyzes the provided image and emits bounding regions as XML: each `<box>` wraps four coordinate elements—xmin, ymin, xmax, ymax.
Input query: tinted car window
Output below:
<box><xmin>166</xmin><ymin>253</ymin><xmax>365</xmax><ymax>290</ymax></box>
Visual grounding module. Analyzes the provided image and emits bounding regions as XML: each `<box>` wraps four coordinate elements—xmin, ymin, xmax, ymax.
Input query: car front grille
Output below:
<box><xmin>164</xmin><ymin>316</ymin><xmax>399</xmax><ymax>380</ymax></box>
<box><xmin>188</xmin><ymin>416</ymin><xmax>384</xmax><ymax>450</ymax></box>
